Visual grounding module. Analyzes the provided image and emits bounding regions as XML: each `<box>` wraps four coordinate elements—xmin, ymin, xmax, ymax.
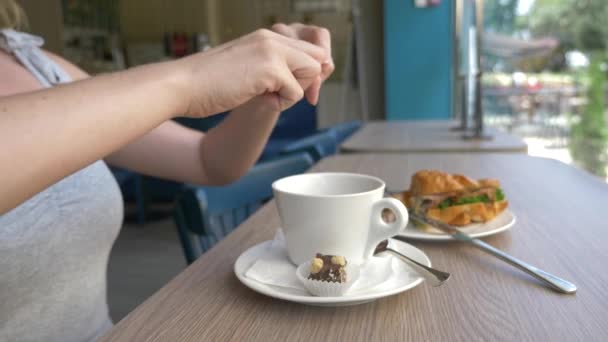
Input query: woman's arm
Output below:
<box><xmin>0</xmin><ymin>62</ymin><xmax>184</xmax><ymax>214</ymax></box>
<box><xmin>52</xmin><ymin>24</ymin><xmax>332</xmax><ymax>186</ymax></box>
<box><xmin>105</xmin><ymin>99</ymin><xmax>281</xmax><ymax>185</ymax></box>
<box><xmin>105</xmin><ymin>24</ymin><xmax>334</xmax><ymax>185</ymax></box>
<box><xmin>50</xmin><ymin>53</ymin><xmax>282</xmax><ymax>186</ymax></box>
<box><xmin>0</xmin><ymin>28</ymin><xmax>325</xmax><ymax>214</ymax></box>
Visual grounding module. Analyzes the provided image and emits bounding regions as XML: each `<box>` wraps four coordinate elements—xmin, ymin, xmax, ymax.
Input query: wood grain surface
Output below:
<box><xmin>341</xmin><ymin>121</ymin><xmax>528</xmax><ymax>153</ymax></box>
<box><xmin>101</xmin><ymin>154</ymin><xmax>608</xmax><ymax>342</ymax></box>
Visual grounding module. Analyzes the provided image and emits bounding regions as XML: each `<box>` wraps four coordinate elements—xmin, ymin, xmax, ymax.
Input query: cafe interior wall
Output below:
<box><xmin>119</xmin><ymin>0</ymin><xmax>379</xmax><ymax>128</ymax></box>
<box><xmin>16</xmin><ymin>0</ymin><xmax>382</xmax><ymax>128</ymax></box>
<box><xmin>119</xmin><ymin>0</ymin><xmax>212</xmax><ymax>44</ymax></box>
<box><xmin>119</xmin><ymin>0</ymin><xmax>351</xmax><ymax>67</ymax></box>
<box><xmin>384</xmin><ymin>0</ymin><xmax>453</xmax><ymax>120</ymax></box>
<box><xmin>19</xmin><ymin>0</ymin><xmax>64</xmax><ymax>54</ymax></box>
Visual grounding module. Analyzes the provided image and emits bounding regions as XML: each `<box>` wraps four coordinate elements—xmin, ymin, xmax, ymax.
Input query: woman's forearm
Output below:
<box><xmin>198</xmin><ymin>99</ymin><xmax>281</xmax><ymax>184</ymax></box>
<box><xmin>0</xmin><ymin>27</ymin><xmax>326</xmax><ymax>214</ymax></box>
<box><xmin>0</xmin><ymin>62</ymin><xmax>186</xmax><ymax>214</ymax></box>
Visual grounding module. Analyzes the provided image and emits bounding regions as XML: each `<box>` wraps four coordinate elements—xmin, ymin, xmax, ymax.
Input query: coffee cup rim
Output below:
<box><xmin>272</xmin><ymin>172</ymin><xmax>386</xmax><ymax>198</ymax></box>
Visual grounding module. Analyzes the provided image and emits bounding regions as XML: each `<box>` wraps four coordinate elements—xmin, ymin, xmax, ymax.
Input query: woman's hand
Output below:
<box><xmin>0</xmin><ymin>26</ymin><xmax>331</xmax><ymax>213</ymax></box>
<box><xmin>271</xmin><ymin>23</ymin><xmax>335</xmax><ymax>105</ymax></box>
<box><xmin>175</xmin><ymin>28</ymin><xmax>327</xmax><ymax>118</ymax></box>
<box><xmin>230</xmin><ymin>23</ymin><xmax>334</xmax><ymax>116</ymax></box>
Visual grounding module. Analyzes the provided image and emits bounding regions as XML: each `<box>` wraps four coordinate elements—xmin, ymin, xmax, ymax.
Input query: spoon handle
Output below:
<box><xmin>469</xmin><ymin>238</ymin><xmax>577</xmax><ymax>293</ymax></box>
<box><xmin>384</xmin><ymin>247</ymin><xmax>450</xmax><ymax>287</ymax></box>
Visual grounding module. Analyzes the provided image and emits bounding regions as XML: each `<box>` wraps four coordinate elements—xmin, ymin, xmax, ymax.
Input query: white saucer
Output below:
<box><xmin>399</xmin><ymin>209</ymin><xmax>516</xmax><ymax>241</ymax></box>
<box><xmin>234</xmin><ymin>238</ymin><xmax>431</xmax><ymax>306</ymax></box>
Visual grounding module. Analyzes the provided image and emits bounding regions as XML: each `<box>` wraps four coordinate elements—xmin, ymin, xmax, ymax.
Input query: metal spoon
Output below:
<box><xmin>385</xmin><ymin>189</ymin><xmax>576</xmax><ymax>294</ymax></box>
<box><xmin>375</xmin><ymin>240</ymin><xmax>450</xmax><ymax>286</ymax></box>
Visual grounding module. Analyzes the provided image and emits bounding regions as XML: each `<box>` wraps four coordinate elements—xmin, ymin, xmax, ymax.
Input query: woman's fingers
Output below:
<box><xmin>241</xmin><ymin>26</ymin><xmax>331</xmax><ymax>104</ymax></box>
<box><xmin>272</xmin><ymin>23</ymin><xmax>334</xmax><ymax>80</ymax></box>
<box><xmin>271</xmin><ymin>23</ymin><xmax>298</xmax><ymax>39</ymax></box>
<box><xmin>304</xmin><ymin>76</ymin><xmax>322</xmax><ymax>105</ymax></box>
<box><xmin>255</xmin><ymin>29</ymin><xmax>327</xmax><ymax>63</ymax></box>
<box><xmin>276</xmin><ymin>45</ymin><xmax>323</xmax><ymax>108</ymax></box>
<box><xmin>281</xmin><ymin>45</ymin><xmax>322</xmax><ymax>82</ymax></box>
<box><xmin>177</xmin><ymin>25</ymin><xmax>330</xmax><ymax>117</ymax></box>
<box><xmin>271</xmin><ymin>23</ymin><xmax>334</xmax><ymax>105</ymax></box>
<box><xmin>254</xmin><ymin>36</ymin><xmax>322</xmax><ymax>105</ymax></box>
<box><xmin>271</xmin><ymin>64</ymin><xmax>305</xmax><ymax>111</ymax></box>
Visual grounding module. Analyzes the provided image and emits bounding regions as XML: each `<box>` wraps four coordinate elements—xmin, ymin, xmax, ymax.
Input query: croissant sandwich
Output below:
<box><xmin>400</xmin><ymin>170</ymin><xmax>508</xmax><ymax>227</ymax></box>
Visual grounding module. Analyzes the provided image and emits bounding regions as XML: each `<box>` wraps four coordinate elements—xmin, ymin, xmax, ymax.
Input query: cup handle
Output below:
<box><xmin>365</xmin><ymin>197</ymin><xmax>409</xmax><ymax>260</ymax></box>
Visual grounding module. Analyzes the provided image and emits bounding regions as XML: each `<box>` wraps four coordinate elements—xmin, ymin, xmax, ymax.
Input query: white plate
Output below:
<box><xmin>399</xmin><ymin>209</ymin><xmax>516</xmax><ymax>241</ymax></box>
<box><xmin>234</xmin><ymin>239</ymin><xmax>430</xmax><ymax>306</ymax></box>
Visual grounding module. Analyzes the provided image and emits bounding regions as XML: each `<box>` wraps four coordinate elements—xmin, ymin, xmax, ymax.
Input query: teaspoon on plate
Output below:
<box><xmin>385</xmin><ymin>189</ymin><xmax>576</xmax><ymax>294</ymax></box>
<box><xmin>375</xmin><ymin>239</ymin><xmax>450</xmax><ymax>286</ymax></box>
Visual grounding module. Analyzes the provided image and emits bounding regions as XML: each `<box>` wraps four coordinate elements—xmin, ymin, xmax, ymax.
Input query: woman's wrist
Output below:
<box><xmin>159</xmin><ymin>60</ymin><xmax>194</xmax><ymax>119</ymax></box>
<box><xmin>129</xmin><ymin>59</ymin><xmax>194</xmax><ymax>120</ymax></box>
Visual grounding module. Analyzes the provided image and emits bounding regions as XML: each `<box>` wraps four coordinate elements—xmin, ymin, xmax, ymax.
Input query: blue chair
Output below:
<box><xmin>111</xmin><ymin>168</ymin><xmax>146</xmax><ymax>224</ymax></box>
<box><xmin>256</xmin><ymin>100</ymin><xmax>318</xmax><ymax>161</ymax></box>
<box><xmin>269</xmin><ymin>100</ymin><xmax>317</xmax><ymax>139</ymax></box>
<box><xmin>258</xmin><ymin>137</ymin><xmax>294</xmax><ymax>161</ymax></box>
<box><xmin>174</xmin><ymin>112</ymin><xmax>228</xmax><ymax>132</ymax></box>
<box><xmin>110</xmin><ymin>113</ymin><xmax>226</xmax><ymax>224</ymax></box>
<box><xmin>175</xmin><ymin>101</ymin><xmax>317</xmax><ymax>162</ymax></box>
<box><xmin>324</xmin><ymin>120</ymin><xmax>363</xmax><ymax>144</ymax></box>
<box><xmin>260</xmin><ymin>120</ymin><xmax>362</xmax><ymax>161</ymax></box>
<box><xmin>173</xmin><ymin>152</ymin><xmax>314</xmax><ymax>264</ymax></box>
<box><xmin>279</xmin><ymin>130</ymin><xmax>338</xmax><ymax>162</ymax></box>
<box><xmin>112</xmin><ymin>167</ymin><xmax>185</xmax><ymax>224</ymax></box>
<box><xmin>174</xmin><ymin>100</ymin><xmax>316</xmax><ymax>139</ymax></box>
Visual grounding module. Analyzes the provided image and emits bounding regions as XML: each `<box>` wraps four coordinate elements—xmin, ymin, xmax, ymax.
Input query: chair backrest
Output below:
<box><xmin>279</xmin><ymin>130</ymin><xmax>338</xmax><ymax>162</ymax></box>
<box><xmin>173</xmin><ymin>152</ymin><xmax>314</xmax><ymax>263</ymax></box>
<box><xmin>270</xmin><ymin>100</ymin><xmax>317</xmax><ymax>139</ymax></box>
<box><xmin>326</xmin><ymin>120</ymin><xmax>363</xmax><ymax>144</ymax></box>
<box><xmin>175</xmin><ymin>99</ymin><xmax>316</xmax><ymax>139</ymax></box>
<box><xmin>174</xmin><ymin>112</ymin><xmax>228</xmax><ymax>132</ymax></box>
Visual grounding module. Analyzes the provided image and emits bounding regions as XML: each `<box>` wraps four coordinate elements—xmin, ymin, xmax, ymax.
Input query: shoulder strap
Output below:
<box><xmin>0</xmin><ymin>29</ymin><xmax>71</xmax><ymax>87</ymax></box>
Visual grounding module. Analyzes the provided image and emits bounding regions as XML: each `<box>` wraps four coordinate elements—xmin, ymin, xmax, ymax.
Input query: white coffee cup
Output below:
<box><xmin>272</xmin><ymin>172</ymin><xmax>408</xmax><ymax>265</ymax></box>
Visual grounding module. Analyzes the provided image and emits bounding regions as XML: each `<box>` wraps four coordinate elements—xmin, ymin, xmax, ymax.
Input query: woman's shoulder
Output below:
<box><xmin>42</xmin><ymin>50</ymin><xmax>90</xmax><ymax>81</ymax></box>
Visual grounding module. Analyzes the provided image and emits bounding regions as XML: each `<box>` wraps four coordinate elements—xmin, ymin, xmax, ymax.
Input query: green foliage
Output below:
<box><xmin>569</xmin><ymin>56</ymin><xmax>608</xmax><ymax>177</ymax></box>
<box><xmin>62</xmin><ymin>0</ymin><xmax>120</xmax><ymax>32</ymax></box>
<box><xmin>484</xmin><ymin>0</ymin><xmax>520</xmax><ymax>34</ymax></box>
<box><xmin>525</xmin><ymin>0</ymin><xmax>608</xmax><ymax>52</ymax></box>
<box><xmin>515</xmin><ymin>49</ymin><xmax>568</xmax><ymax>72</ymax></box>
<box><xmin>522</xmin><ymin>0</ymin><xmax>608</xmax><ymax>177</ymax></box>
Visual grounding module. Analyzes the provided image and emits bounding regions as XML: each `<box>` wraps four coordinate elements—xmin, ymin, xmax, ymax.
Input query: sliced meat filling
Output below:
<box><xmin>416</xmin><ymin>187</ymin><xmax>504</xmax><ymax>212</ymax></box>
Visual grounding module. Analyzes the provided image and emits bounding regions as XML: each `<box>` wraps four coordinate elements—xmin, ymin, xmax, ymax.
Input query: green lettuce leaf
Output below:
<box><xmin>496</xmin><ymin>188</ymin><xmax>505</xmax><ymax>201</ymax></box>
<box><xmin>437</xmin><ymin>188</ymin><xmax>505</xmax><ymax>210</ymax></box>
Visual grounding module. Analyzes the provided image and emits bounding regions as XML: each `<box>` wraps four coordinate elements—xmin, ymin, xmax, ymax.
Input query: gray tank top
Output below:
<box><xmin>0</xmin><ymin>29</ymin><xmax>123</xmax><ymax>342</ymax></box>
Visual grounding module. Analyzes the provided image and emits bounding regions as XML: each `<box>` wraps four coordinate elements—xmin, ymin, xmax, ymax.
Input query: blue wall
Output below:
<box><xmin>384</xmin><ymin>0</ymin><xmax>453</xmax><ymax>120</ymax></box>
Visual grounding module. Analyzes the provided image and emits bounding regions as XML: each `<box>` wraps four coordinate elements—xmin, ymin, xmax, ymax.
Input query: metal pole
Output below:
<box><xmin>463</xmin><ymin>0</ymin><xmax>492</xmax><ymax>140</ymax></box>
<box><xmin>451</xmin><ymin>0</ymin><xmax>466</xmax><ymax>131</ymax></box>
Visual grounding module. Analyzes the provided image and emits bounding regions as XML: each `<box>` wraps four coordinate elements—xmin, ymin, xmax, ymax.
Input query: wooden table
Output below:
<box><xmin>102</xmin><ymin>154</ymin><xmax>608</xmax><ymax>341</ymax></box>
<box><xmin>341</xmin><ymin>120</ymin><xmax>528</xmax><ymax>153</ymax></box>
